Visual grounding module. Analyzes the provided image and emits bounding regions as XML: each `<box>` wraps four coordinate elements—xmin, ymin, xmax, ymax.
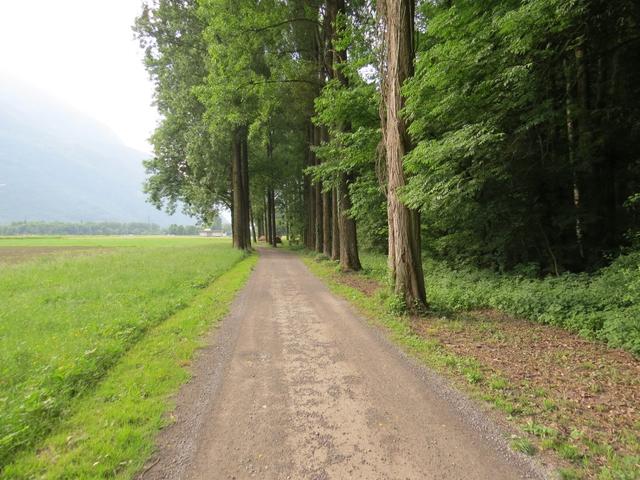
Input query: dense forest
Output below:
<box><xmin>135</xmin><ymin>0</ymin><xmax>640</xmax><ymax>309</ymax></box>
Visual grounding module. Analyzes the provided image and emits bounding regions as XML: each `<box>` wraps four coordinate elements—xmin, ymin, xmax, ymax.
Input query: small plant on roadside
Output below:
<box><xmin>558</xmin><ymin>467</ymin><xmax>582</xmax><ymax>480</ymax></box>
<box><xmin>387</xmin><ymin>293</ymin><xmax>407</xmax><ymax>315</ymax></box>
<box><xmin>542</xmin><ymin>399</ymin><xmax>557</xmax><ymax>411</ymax></box>
<box><xmin>489</xmin><ymin>376</ymin><xmax>509</xmax><ymax>390</ymax></box>
<box><xmin>511</xmin><ymin>437</ymin><xmax>537</xmax><ymax>456</ymax></box>
<box><xmin>464</xmin><ymin>368</ymin><xmax>484</xmax><ymax>384</ymax></box>
<box><xmin>555</xmin><ymin>442</ymin><xmax>583</xmax><ymax>462</ymax></box>
<box><xmin>523</xmin><ymin>420</ymin><xmax>557</xmax><ymax>439</ymax></box>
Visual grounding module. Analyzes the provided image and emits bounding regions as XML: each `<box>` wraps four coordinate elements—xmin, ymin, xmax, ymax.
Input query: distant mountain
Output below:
<box><xmin>0</xmin><ymin>77</ymin><xmax>190</xmax><ymax>225</ymax></box>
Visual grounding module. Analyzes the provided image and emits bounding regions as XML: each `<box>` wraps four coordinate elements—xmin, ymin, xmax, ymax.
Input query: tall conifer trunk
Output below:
<box><xmin>250</xmin><ymin>205</ymin><xmax>257</xmax><ymax>244</ymax></box>
<box><xmin>564</xmin><ymin>57</ymin><xmax>585</xmax><ymax>261</ymax></box>
<box><xmin>232</xmin><ymin>126</ymin><xmax>250</xmax><ymax>250</ymax></box>
<box><xmin>314</xmin><ymin>126</ymin><xmax>324</xmax><ymax>253</ymax></box>
<box><xmin>329</xmin><ymin>0</ymin><xmax>361</xmax><ymax>271</ymax></box>
<box><xmin>338</xmin><ymin>173</ymin><xmax>361</xmax><ymax>270</ymax></box>
<box><xmin>305</xmin><ymin>123</ymin><xmax>316</xmax><ymax>249</ymax></box>
<box><xmin>331</xmin><ymin>187</ymin><xmax>340</xmax><ymax>260</ymax></box>
<box><xmin>323</xmin><ymin>189</ymin><xmax>332</xmax><ymax>256</ymax></box>
<box><xmin>378</xmin><ymin>0</ymin><xmax>426</xmax><ymax>307</ymax></box>
<box><xmin>240</xmin><ymin>126</ymin><xmax>251</xmax><ymax>248</ymax></box>
<box><xmin>269</xmin><ymin>188</ymin><xmax>277</xmax><ymax>247</ymax></box>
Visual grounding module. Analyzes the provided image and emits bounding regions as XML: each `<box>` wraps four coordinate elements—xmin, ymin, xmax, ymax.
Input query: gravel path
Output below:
<box><xmin>139</xmin><ymin>248</ymin><xmax>551</xmax><ymax>480</ymax></box>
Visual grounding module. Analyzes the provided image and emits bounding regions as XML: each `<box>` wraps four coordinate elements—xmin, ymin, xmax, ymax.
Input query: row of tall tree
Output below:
<box><xmin>136</xmin><ymin>0</ymin><xmax>640</xmax><ymax>309</ymax></box>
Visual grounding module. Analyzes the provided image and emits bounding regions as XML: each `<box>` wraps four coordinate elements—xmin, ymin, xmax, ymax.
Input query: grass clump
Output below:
<box><xmin>489</xmin><ymin>376</ymin><xmax>510</xmax><ymax>391</ymax></box>
<box><xmin>0</xmin><ymin>237</ymin><xmax>243</xmax><ymax>469</ymax></box>
<box><xmin>511</xmin><ymin>438</ymin><xmax>537</xmax><ymax>456</ymax></box>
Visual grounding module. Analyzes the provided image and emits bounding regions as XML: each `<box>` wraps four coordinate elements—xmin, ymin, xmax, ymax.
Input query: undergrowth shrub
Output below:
<box><xmin>358</xmin><ymin>251</ymin><xmax>640</xmax><ymax>355</ymax></box>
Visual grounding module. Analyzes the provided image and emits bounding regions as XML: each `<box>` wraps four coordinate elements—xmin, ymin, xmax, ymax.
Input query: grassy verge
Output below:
<box><xmin>1</xmin><ymin>253</ymin><xmax>257</xmax><ymax>479</ymax></box>
<box><xmin>0</xmin><ymin>237</ymin><xmax>243</xmax><ymax>468</ymax></box>
<box><xmin>299</xmin><ymin>251</ymin><xmax>639</xmax><ymax>480</ymax></box>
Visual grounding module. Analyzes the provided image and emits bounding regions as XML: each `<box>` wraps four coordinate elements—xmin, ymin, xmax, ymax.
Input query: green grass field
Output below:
<box><xmin>0</xmin><ymin>237</ymin><xmax>250</xmax><ymax>474</ymax></box>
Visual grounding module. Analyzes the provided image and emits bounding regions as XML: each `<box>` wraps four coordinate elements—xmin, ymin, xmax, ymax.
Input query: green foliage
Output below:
<box><xmin>356</xmin><ymin>249</ymin><xmax>640</xmax><ymax>356</ymax></box>
<box><xmin>310</xmin><ymin>3</ymin><xmax>386</xmax><ymax>251</ymax></box>
<box><xmin>387</xmin><ymin>293</ymin><xmax>407</xmax><ymax>316</ymax></box>
<box><xmin>403</xmin><ymin>0</ymin><xmax>640</xmax><ymax>272</ymax></box>
<box><xmin>429</xmin><ymin>253</ymin><xmax>640</xmax><ymax>355</ymax></box>
<box><xmin>489</xmin><ymin>376</ymin><xmax>510</xmax><ymax>391</ymax></box>
<box><xmin>0</xmin><ymin>237</ymin><xmax>243</xmax><ymax>468</ymax></box>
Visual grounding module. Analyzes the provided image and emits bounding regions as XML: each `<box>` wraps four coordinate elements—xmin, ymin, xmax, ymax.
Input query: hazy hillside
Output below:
<box><xmin>0</xmin><ymin>78</ymin><xmax>189</xmax><ymax>225</ymax></box>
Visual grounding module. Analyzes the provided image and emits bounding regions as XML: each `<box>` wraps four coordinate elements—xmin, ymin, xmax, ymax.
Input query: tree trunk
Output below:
<box><xmin>250</xmin><ymin>204</ymin><xmax>257</xmax><ymax>244</ymax></box>
<box><xmin>263</xmin><ymin>195</ymin><xmax>269</xmax><ymax>243</ymax></box>
<box><xmin>231</xmin><ymin>126</ymin><xmax>249</xmax><ymax>250</ymax></box>
<box><xmin>305</xmin><ymin>123</ymin><xmax>316</xmax><ymax>250</ymax></box>
<box><xmin>338</xmin><ymin>173</ymin><xmax>361</xmax><ymax>271</ymax></box>
<box><xmin>378</xmin><ymin>0</ymin><xmax>426</xmax><ymax>308</ymax></box>
<box><xmin>323</xmin><ymin>190</ymin><xmax>332</xmax><ymax>257</ymax></box>
<box><xmin>266</xmin><ymin>192</ymin><xmax>272</xmax><ymax>245</ymax></box>
<box><xmin>269</xmin><ymin>188</ymin><xmax>277</xmax><ymax>247</ymax></box>
<box><xmin>240</xmin><ymin>126</ymin><xmax>251</xmax><ymax>248</ymax></box>
<box><xmin>329</xmin><ymin>0</ymin><xmax>361</xmax><ymax>271</ymax></box>
<box><xmin>257</xmin><ymin>204</ymin><xmax>264</xmax><ymax>239</ymax></box>
<box><xmin>314</xmin><ymin>127</ymin><xmax>324</xmax><ymax>253</ymax></box>
<box><xmin>321</xmin><ymin>126</ymin><xmax>332</xmax><ymax>257</ymax></box>
<box><xmin>331</xmin><ymin>186</ymin><xmax>340</xmax><ymax>260</ymax></box>
<box><xmin>564</xmin><ymin>58</ymin><xmax>585</xmax><ymax>261</ymax></box>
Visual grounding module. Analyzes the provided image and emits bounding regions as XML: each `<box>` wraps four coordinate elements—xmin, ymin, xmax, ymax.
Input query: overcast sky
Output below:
<box><xmin>0</xmin><ymin>0</ymin><xmax>157</xmax><ymax>153</ymax></box>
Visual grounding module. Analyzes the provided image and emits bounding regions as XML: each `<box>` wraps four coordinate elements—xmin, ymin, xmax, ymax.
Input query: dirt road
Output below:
<box><xmin>141</xmin><ymin>248</ymin><xmax>549</xmax><ymax>480</ymax></box>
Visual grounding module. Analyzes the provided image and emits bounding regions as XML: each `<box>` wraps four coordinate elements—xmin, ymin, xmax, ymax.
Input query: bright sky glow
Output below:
<box><xmin>0</xmin><ymin>0</ymin><xmax>157</xmax><ymax>152</ymax></box>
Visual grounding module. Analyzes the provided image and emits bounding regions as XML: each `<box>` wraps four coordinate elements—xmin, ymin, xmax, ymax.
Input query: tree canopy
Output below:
<box><xmin>136</xmin><ymin>0</ymin><xmax>640</xmax><ymax>307</ymax></box>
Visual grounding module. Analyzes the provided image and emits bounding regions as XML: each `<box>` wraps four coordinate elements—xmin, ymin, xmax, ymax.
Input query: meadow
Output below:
<box><xmin>0</xmin><ymin>237</ymin><xmax>246</xmax><ymax>471</ymax></box>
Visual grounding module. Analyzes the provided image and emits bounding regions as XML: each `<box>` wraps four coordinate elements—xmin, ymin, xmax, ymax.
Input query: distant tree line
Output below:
<box><xmin>0</xmin><ymin>222</ymin><xmax>203</xmax><ymax>236</ymax></box>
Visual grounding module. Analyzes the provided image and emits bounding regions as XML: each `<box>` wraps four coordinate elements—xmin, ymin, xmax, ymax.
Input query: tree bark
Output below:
<box><xmin>323</xmin><ymin>190</ymin><xmax>332</xmax><ymax>257</ymax></box>
<box><xmin>263</xmin><ymin>195</ymin><xmax>269</xmax><ymax>243</ymax></box>
<box><xmin>314</xmin><ymin>126</ymin><xmax>324</xmax><ymax>253</ymax></box>
<box><xmin>269</xmin><ymin>188</ymin><xmax>277</xmax><ymax>247</ymax></box>
<box><xmin>257</xmin><ymin>208</ymin><xmax>264</xmax><ymax>239</ymax></box>
<box><xmin>321</xmin><ymin>126</ymin><xmax>332</xmax><ymax>256</ymax></box>
<box><xmin>331</xmin><ymin>186</ymin><xmax>340</xmax><ymax>260</ymax></box>
<box><xmin>337</xmin><ymin>173</ymin><xmax>361</xmax><ymax>271</ymax></box>
<box><xmin>266</xmin><ymin>192</ymin><xmax>272</xmax><ymax>244</ymax></box>
<box><xmin>378</xmin><ymin>0</ymin><xmax>426</xmax><ymax>307</ymax></box>
<box><xmin>305</xmin><ymin>123</ymin><xmax>316</xmax><ymax>249</ymax></box>
<box><xmin>564</xmin><ymin>58</ymin><xmax>585</xmax><ymax>261</ymax></box>
<box><xmin>250</xmin><ymin>204</ymin><xmax>257</xmax><ymax>244</ymax></box>
<box><xmin>231</xmin><ymin>126</ymin><xmax>249</xmax><ymax>250</ymax></box>
<box><xmin>240</xmin><ymin>126</ymin><xmax>251</xmax><ymax>248</ymax></box>
<box><xmin>329</xmin><ymin>0</ymin><xmax>361</xmax><ymax>271</ymax></box>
